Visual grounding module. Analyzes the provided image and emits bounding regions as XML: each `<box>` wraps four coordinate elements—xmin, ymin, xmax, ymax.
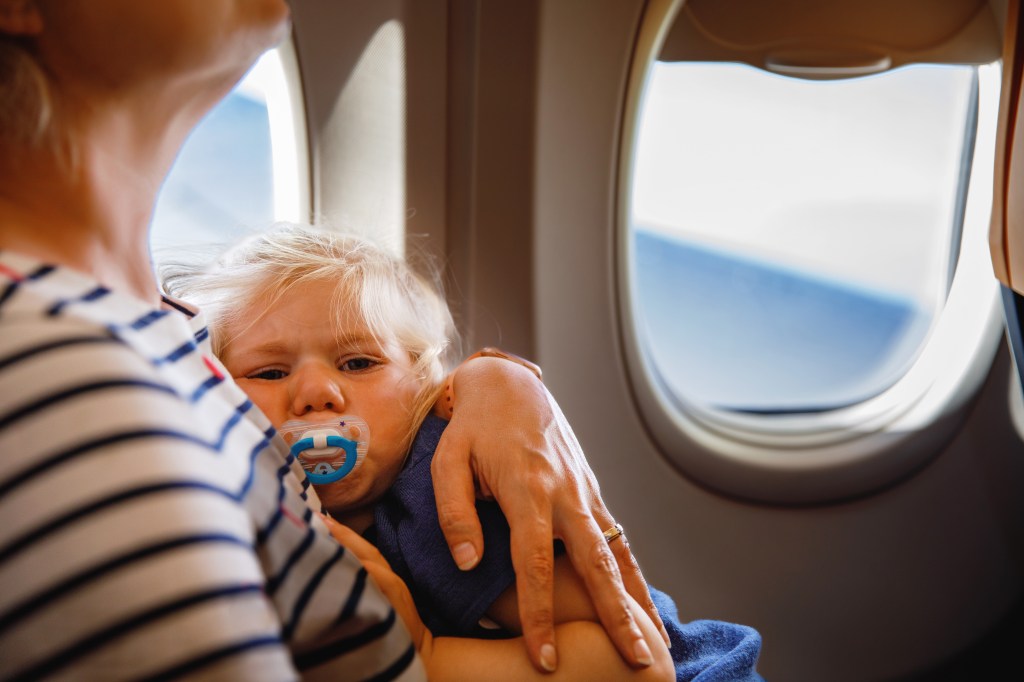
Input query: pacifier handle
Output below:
<box><xmin>290</xmin><ymin>435</ymin><xmax>359</xmax><ymax>484</ymax></box>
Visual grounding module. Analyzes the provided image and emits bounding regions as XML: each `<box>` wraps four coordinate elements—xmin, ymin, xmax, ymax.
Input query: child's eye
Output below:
<box><xmin>247</xmin><ymin>368</ymin><xmax>288</xmax><ymax>380</ymax></box>
<box><xmin>340</xmin><ymin>357</ymin><xmax>377</xmax><ymax>372</ymax></box>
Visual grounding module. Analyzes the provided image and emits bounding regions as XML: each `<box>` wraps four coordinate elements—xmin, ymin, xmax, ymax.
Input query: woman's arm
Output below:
<box><xmin>325</xmin><ymin>517</ymin><xmax>674</xmax><ymax>682</ymax></box>
<box><xmin>430</xmin><ymin>355</ymin><xmax>669</xmax><ymax>671</ymax></box>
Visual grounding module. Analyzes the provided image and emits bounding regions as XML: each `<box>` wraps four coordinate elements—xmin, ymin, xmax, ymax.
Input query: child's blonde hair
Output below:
<box><xmin>164</xmin><ymin>224</ymin><xmax>459</xmax><ymax>431</ymax></box>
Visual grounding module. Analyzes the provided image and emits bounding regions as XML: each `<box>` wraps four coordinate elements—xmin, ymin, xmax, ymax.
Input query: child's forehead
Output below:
<box><xmin>247</xmin><ymin>278</ymin><xmax>400</xmax><ymax>343</ymax></box>
<box><xmin>255</xmin><ymin>277</ymin><xmax>355</xmax><ymax>313</ymax></box>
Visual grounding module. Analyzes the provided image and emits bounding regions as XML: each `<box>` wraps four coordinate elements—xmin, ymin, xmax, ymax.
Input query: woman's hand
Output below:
<box><xmin>431</xmin><ymin>357</ymin><xmax>670</xmax><ymax>673</ymax></box>
<box><xmin>320</xmin><ymin>514</ymin><xmax>429</xmax><ymax>650</ymax></box>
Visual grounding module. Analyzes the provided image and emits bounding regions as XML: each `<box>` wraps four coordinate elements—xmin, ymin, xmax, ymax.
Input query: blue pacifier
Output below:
<box><xmin>278</xmin><ymin>416</ymin><xmax>370</xmax><ymax>484</ymax></box>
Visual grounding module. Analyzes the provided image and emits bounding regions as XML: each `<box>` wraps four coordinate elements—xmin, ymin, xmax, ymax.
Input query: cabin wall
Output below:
<box><xmin>288</xmin><ymin>0</ymin><xmax>1024</xmax><ymax>679</ymax></box>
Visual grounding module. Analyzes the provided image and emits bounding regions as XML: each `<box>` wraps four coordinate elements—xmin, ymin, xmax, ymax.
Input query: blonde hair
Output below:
<box><xmin>164</xmin><ymin>224</ymin><xmax>460</xmax><ymax>434</ymax></box>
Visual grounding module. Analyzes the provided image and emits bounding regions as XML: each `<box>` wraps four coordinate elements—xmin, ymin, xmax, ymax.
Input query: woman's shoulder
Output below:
<box><xmin>0</xmin><ymin>273</ymin><xmax>257</xmax><ymax>467</ymax></box>
<box><xmin>0</xmin><ymin>257</ymin><xmax>230</xmax><ymax>403</ymax></box>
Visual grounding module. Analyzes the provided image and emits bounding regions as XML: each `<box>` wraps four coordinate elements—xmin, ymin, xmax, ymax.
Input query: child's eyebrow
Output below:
<box><xmin>334</xmin><ymin>331</ymin><xmax>384</xmax><ymax>348</ymax></box>
<box><xmin>235</xmin><ymin>341</ymin><xmax>292</xmax><ymax>357</ymax></box>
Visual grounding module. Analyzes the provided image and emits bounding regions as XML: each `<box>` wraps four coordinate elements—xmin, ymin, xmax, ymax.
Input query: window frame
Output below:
<box><xmin>616</xmin><ymin>0</ymin><xmax>1005</xmax><ymax>503</ymax></box>
<box><xmin>150</xmin><ymin>36</ymin><xmax>309</xmax><ymax>265</ymax></box>
<box><xmin>267</xmin><ymin>36</ymin><xmax>312</xmax><ymax>225</ymax></box>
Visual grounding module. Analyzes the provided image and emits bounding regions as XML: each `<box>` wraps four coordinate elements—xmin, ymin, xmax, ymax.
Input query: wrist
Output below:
<box><xmin>438</xmin><ymin>348</ymin><xmax>543</xmax><ymax>420</ymax></box>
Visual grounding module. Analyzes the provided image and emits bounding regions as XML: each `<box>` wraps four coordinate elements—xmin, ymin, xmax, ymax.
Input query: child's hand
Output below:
<box><xmin>320</xmin><ymin>514</ymin><xmax>430</xmax><ymax>650</ymax></box>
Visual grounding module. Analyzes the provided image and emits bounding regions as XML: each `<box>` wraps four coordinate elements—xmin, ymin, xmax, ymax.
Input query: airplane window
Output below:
<box><xmin>631</xmin><ymin>62</ymin><xmax>976</xmax><ymax>412</ymax></box>
<box><xmin>621</xmin><ymin>52</ymin><xmax>1005</xmax><ymax>501</ymax></box>
<box><xmin>150</xmin><ymin>46</ymin><xmax>305</xmax><ymax>266</ymax></box>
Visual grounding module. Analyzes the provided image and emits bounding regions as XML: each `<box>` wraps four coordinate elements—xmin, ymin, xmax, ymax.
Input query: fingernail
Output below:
<box><xmin>453</xmin><ymin>542</ymin><xmax>479</xmax><ymax>570</ymax></box>
<box><xmin>634</xmin><ymin>639</ymin><xmax>653</xmax><ymax>666</ymax></box>
<box><xmin>540</xmin><ymin>643</ymin><xmax>557</xmax><ymax>672</ymax></box>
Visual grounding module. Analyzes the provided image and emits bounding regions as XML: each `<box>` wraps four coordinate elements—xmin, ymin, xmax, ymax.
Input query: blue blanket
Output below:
<box><xmin>651</xmin><ymin>588</ymin><xmax>765</xmax><ymax>681</ymax></box>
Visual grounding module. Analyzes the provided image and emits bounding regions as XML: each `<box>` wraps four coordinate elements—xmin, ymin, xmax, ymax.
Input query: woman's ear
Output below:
<box><xmin>0</xmin><ymin>0</ymin><xmax>43</xmax><ymax>36</ymax></box>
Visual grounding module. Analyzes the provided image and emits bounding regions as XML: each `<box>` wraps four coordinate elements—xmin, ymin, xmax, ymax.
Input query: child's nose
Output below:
<box><xmin>291</xmin><ymin>364</ymin><xmax>346</xmax><ymax>416</ymax></box>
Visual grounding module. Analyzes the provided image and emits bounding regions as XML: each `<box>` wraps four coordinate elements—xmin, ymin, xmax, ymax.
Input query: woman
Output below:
<box><xmin>0</xmin><ymin>1</ymin><xmax>665</xmax><ymax>680</ymax></box>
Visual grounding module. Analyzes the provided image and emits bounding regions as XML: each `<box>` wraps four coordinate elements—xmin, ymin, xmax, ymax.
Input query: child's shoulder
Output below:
<box><xmin>405</xmin><ymin>414</ymin><xmax>449</xmax><ymax>469</ymax></box>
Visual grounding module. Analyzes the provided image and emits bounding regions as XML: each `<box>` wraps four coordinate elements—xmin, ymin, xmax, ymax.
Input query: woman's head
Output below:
<box><xmin>0</xmin><ymin>0</ymin><xmax>290</xmax><ymax>153</ymax></box>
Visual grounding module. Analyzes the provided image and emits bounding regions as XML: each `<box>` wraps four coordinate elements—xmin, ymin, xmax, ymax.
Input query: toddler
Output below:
<box><xmin>167</xmin><ymin>225</ymin><xmax>762</xmax><ymax>681</ymax></box>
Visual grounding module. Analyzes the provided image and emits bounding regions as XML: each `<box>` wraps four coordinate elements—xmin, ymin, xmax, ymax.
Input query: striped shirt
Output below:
<box><xmin>0</xmin><ymin>251</ymin><xmax>424</xmax><ymax>681</ymax></box>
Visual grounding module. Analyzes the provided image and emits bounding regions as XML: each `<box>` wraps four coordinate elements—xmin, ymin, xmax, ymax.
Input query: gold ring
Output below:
<box><xmin>602</xmin><ymin>523</ymin><xmax>624</xmax><ymax>544</ymax></box>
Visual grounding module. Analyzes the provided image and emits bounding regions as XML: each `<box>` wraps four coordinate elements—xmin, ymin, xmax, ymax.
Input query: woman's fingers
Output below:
<box><xmin>557</xmin><ymin>511</ymin><xmax>654</xmax><ymax>668</ymax></box>
<box><xmin>607</xmin><ymin>528</ymin><xmax>671</xmax><ymax>648</ymax></box>
<box><xmin>320</xmin><ymin>513</ymin><xmax>390</xmax><ymax>568</ymax></box>
<box><xmin>506</xmin><ymin>498</ymin><xmax>558</xmax><ymax>672</ymax></box>
<box><xmin>431</xmin><ymin>426</ymin><xmax>485</xmax><ymax>571</ymax></box>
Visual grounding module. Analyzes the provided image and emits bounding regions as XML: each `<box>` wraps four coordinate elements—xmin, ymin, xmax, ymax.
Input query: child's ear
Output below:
<box><xmin>0</xmin><ymin>0</ymin><xmax>43</xmax><ymax>36</ymax></box>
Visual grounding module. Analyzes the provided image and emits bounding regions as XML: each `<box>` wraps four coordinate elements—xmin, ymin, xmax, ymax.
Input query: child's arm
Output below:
<box><xmin>325</xmin><ymin>517</ymin><xmax>674</xmax><ymax>681</ymax></box>
<box><xmin>426</xmin><ymin>582</ymin><xmax>672</xmax><ymax>681</ymax></box>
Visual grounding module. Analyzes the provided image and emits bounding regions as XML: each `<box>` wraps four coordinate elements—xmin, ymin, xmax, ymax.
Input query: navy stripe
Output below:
<box><xmin>160</xmin><ymin>295</ymin><xmax>196</xmax><ymax>318</ymax></box>
<box><xmin>6</xmin><ymin>584</ymin><xmax>265</xmax><ymax>682</ymax></box>
<box><xmin>282</xmin><ymin>544</ymin><xmax>345</xmax><ymax>641</ymax></box>
<box><xmin>46</xmin><ymin>285</ymin><xmax>110</xmax><ymax>316</ymax></box>
<box><xmin>0</xmin><ymin>378</ymin><xmax>177</xmax><ymax>431</ymax></box>
<box><xmin>130</xmin><ymin>309</ymin><xmax>167</xmax><ymax>330</ymax></box>
<box><xmin>82</xmin><ymin>286</ymin><xmax>111</xmax><ymax>302</ymax></box>
<box><xmin>133</xmin><ymin>635</ymin><xmax>286</xmax><ymax>682</ymax></box>
<box><xmin>210</xmin><ymin>399</ymin><xmax>252</xmax><ymax>449</ymax></box>
<box><xmin>0</xmin><ymin>533</ymin><xmax>252</xmax><ymax>635</ymax></box>
<box><xmin>0</xmin><ymin>264</ymin><xmax>56</xmax><ymax>308</ymax></box>
<box><xmin>364</xmin><ymin>644</ymin><xmax>418</xmax><ymax>682</ymax></box>
<box><xmin>258</xmin><ymin>503</ymin><xmax>286</xmax><ymax>548</ymax></box>
<box><xmin>252</xmin><ymin>430</ymin><xmax>307</xmax><ymax>548</ymax></box>
<box><xmin>336</xmin><ymin>567</ymin><xmax>370</xmax><ymax>625</ymax></box>
<box><xmin>258</xmin><ymin>464</ymin><xmax>296</xmax><ymax>542</ymax></box>
<box><xmin>236</xmin><ymin>431</ymin><xmax>276</xmax><ymax>499</ymax></box>
<box><xmin>0</xmin><ymin>481</ymin><xmax>239</xmax><ymax>565</ymax></box>
<box><xmin>0</xmin><ymin>280</ymin><xmax>17</xmax><ymax>307</ymax></box>
<box><xmin>30</xmin><ymin>264</ymin><xmax>56</xmax><ymax>280</ymax></box>
<box><xmin>194</xmin><ymin>325</ymin><xmax>210</xmax><ymax>344</ymax></box>
<box><xmin>253</xmin><ymin>434</ymin><xmax>308</xmax><ymax>545</ymax></box>
<box><xmin>190</xmin><ymin>374</ymin><xmax>222</xmax><ymax>402</ymax></box>
<box><xmin>156</xmin><ymin>340</ymin><xmax>198</xmax><ymax>365</ymax></box>
<box><xmin>293</xmin><ymin>609</ymin><xmax>398</xmax><ymax>670</ymax></box>
<box><xmin>0</xmin><ymin>335</ymin><xmax>116</xmax><ymax>372</ymax></box>
<box><xmin>264</xmin><ymin>528</ymin><xmax>317</xmax><ymax>597</ymax></box>
<box><xmin>0</xmin><ymin>429</ymin><xmax>218</xmax><ymax>499</ymax></box>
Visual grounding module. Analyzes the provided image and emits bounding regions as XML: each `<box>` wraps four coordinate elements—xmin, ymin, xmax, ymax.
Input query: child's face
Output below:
<box><xmin>221</xmin><ymin>279</ymin><xmax>423</xmax><ymax>518</ymax></box>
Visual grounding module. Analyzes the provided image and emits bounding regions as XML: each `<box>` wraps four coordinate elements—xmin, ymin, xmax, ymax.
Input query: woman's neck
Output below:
<box><xmin>0</xmin><ymin>105</ymin><xmax>189</xmax><ymax>305</ymax></box>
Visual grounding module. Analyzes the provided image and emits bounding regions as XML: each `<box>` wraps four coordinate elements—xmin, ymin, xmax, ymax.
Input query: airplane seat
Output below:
<box><xmin>992</xmin><ymin>0</ymin><xmax>1024</xmax><ymax>396</ymax></box>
